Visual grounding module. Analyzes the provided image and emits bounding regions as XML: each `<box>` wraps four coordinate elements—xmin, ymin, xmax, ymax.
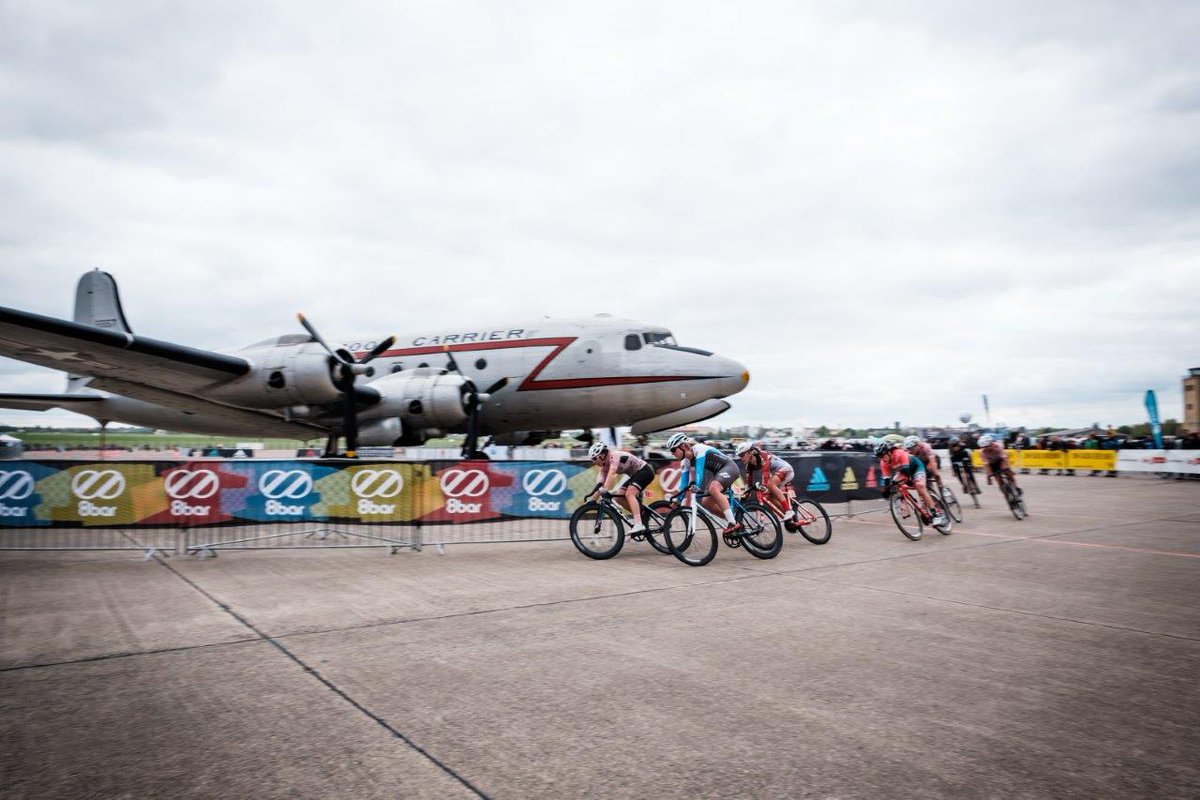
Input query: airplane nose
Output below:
<box><xmin>715</xmin><ymin>355</ymin><xmax>750</xmax><ymax>397</ymax></box>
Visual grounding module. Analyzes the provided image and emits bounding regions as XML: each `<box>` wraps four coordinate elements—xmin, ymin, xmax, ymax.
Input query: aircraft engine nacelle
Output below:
<box><xmin>368</xmin><ymin>369</ymin><xmax>471</xmax><ymax>429</ymax></box>
<box><xmin>206</xmin><ymin>341</ymin><xmax>342</xmax><ymax>408</ymax></box>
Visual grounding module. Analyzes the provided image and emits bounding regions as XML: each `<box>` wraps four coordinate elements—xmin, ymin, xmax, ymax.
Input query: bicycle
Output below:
<box><xmin>926</xmin><ymin>471</ymin><xmax>964</xmax><ymax>524</ymax></box>
<box><xmin>568</xmin><ymin>485</ymin><xmax>675</xmax><ymax>559</ymax></box>
<box><xmin>742</xmin><ymin>481</ymin><xmax>832</xmax><ymax>545</ymax></box>
<box><xmin>887</xmin><ymin>479</ymin><xmax>952</xmax><ymax>540</ymax></box>
<box><xmin>662</xmin><ymin>488</ymin><xmax>783</xmax><ymax>566</ymax></box>
<box><xmin>951</xmin><ymin>460</ymin><xmax>982</xmax><ymax>509</ymax></box>
<box><xmin>986</xmin><ymin>464</ymin><xmax>1028</xmax><ymax>520</ymax></box>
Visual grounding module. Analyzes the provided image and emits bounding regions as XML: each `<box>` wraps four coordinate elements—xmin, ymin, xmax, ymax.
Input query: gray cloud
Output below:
<box><xmin>1</xmin><ymin>1</ymin><xmax>1197</xmax><ymax>432</ymax></box>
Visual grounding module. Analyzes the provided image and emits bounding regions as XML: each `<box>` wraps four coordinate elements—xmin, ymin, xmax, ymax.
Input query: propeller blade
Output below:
<box><xmin>362</xmin><ymin>335</ymin><xmax>396</xmax><ymax>363</ymax></box>
<box><xmin>443</xmin><ymin>345</ymin><xmax>462</xmax><ymax>375</ymax></box>
<box><xmin>297</xmin><ymin>313</ymin><xmax>344</xmax><ymax>361</ymax></box>
<box><xmin>482</xmin><ymin>377</ymin><xmax>508</xmax><ymax>395</ymax></box>
<box><xmin>340</xmin><ymin>363</ymin><xmax>359</xmax><ymax>458</ymax></box>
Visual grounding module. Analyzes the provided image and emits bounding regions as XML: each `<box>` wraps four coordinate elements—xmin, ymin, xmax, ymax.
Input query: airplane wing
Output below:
<box><xmin>0</xmin><ymin>392</ymin><xmax>106</xmax><ymax>412</ymax></box>
<box><xmin>0</xmin><ymin>305</ymin><xmax>250</xmax><ymax>389</ymax></box>
<box><xmin>0</xmin><ymin>306</ymin><xmax>327</xmax><ymax>439</ymax></box>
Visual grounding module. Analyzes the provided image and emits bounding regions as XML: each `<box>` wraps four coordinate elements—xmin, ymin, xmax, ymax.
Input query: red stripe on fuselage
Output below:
<box><xmin>362</xmin><ymin>337</ymin><xmax>708</xmax><ymax>392</ymax></box>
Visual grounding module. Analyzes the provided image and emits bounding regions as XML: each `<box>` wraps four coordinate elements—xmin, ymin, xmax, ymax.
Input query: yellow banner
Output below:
<box><xmin>1066</xmin><ymin>450</ymin><xmax>1117</xmax><ymax>470</ymax></box>
<box><xmin>1013</xmin><ymin>451</ymin><xmax>1064</xmax><ymax>469</ymax></box>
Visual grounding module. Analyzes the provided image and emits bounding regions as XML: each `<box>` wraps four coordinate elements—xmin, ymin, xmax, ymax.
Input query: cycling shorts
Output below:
<box><xmin>705</xmin><ymin>461</ymin><xmax>741</xmax><ymax>491</ymax></box>
<box><xmin>770</xmin><ymin>464</ymin><xmax>795</xmax><ymax>484</ymax></box>
<box><xmin>628</xmin><ymin>464</ymin><xmax>654</xmax><ymax>491</ymax></box>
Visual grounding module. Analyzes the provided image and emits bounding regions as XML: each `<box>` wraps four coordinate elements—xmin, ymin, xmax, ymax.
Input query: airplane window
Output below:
<box><xmin>643</xmin><ymin>332</ymin><xmax>677</xmax><ymax>347</ymax></box>
<box><xmin>391</xmin><ymin>364</ymin><xmax>403</xmax><ymax>373</ymax></box>
<box><xmin>268</xmin><ymin>370</ymin><xmax>286</xmax><ymax>389</ymax></box>
<box><xmin>475</xmin><ymin>358</ymin><xmax>487</xmax><ymax>370</ymax></box>
<box><xmin>625</xmin><ymin>334</ymin><xmax>642</xmax><ymax>351</ymax></box>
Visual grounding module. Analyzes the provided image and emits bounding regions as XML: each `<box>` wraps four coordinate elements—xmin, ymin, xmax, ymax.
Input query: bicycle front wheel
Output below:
<box><xmin>568</xmin><ymin>502</ymin><xmax>624</xmax><ymax>559</ymax></box>
<box><xmin>738</xmin><ymin>502</ymin><xmax>783</xmax><ymax>559</ymax></box>
<box><xmin>643</xmin><ymin>500</ymin><xmax>675</xmax><ymax>555</ymax></box>
<box><xmin>664</xmin><ymin>507</ymin><xmax>718</xmax><ymax>566</ymax></box>
<box><xmin>890</xmin><ymin>495</ymin><xmax>923</xmax><ymax>540</ymax></box>
<box><xmin>1003</xmin><ymin>482</ymin><xmax>1028</xmax><ymax>520</ymax></box>
<box><xmin>794</xmin><ymin>499</ymin><xmax>832</xmax><ymax>544</ymax></box>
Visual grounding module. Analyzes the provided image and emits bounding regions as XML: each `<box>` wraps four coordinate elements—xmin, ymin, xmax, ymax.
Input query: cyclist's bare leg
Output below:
<box><xmin>623</xmin><ymin>484</ymin><xmax>644</xmax><ymax>526</ymax></box>
<box><xmin>764</xmin><ymin>474</ymin><xmax>791</xmax><ymax>517</ymax></box>
<box><xmin>913</xmin><ymin>478</ymin><xmax>939</xmax><ymax>517</ymax></box>
<box><xmin>701</xmin><ymin>479</ymin><xmax>737</xmax><ymax>527</ymax></box>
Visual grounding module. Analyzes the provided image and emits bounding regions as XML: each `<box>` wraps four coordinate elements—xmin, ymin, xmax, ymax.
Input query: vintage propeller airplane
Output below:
<box><xmin>0</xmin><ymin>270</ymin><xmax>750</xmax><ymax>457</ymax></box>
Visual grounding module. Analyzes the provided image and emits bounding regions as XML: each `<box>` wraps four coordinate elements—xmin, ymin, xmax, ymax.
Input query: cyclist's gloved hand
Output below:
<box><xmin>881</xmin><ymin>485</ymin><xmax>893</xmax><ymax>499</ymax></box>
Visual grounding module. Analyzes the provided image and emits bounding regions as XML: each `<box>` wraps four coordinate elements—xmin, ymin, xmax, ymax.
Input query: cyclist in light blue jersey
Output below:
<box><xmin>665</xmin><ymin>433</ymin><xmax>743</xmax><ymax>534</ymax></box>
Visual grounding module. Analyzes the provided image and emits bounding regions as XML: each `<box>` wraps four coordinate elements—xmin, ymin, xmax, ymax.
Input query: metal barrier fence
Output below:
<box><xmin>0</xmin><ymin>456</ymin><xmax>892</xmax><ymax>557</ymax></box>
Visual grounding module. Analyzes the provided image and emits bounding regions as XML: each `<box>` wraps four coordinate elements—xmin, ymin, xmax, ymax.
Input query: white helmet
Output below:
<box><xmin>588</xmin><ymin>442</ymin><xmax>609</xmax><ymax>460</ymax></box>
<box><xmin>665</xmin><ymin>433</ymin><xmax>690</xmax><ymax>451</ymax></box>
<box><xmin>978</xmin><ymin>434</ymin><xmax>994</xmax><ymax>447</ymax></box>
<box><xmin>735</xmin><ymin>441</ymin><xmax>756</xmax><ymax>457</ymax></box>
<box><xmin>902</xmin><ymin>435</ymin><xmax>920</xmax><ymax>450</ymax></box>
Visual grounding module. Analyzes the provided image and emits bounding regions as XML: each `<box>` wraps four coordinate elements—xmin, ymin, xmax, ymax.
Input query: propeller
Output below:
<box><xmin>443</xmin><ymin>346</ymin><xmax>509</xmax><ymax>458</ymax></box>
<box><xmin>298</xmin><ymin>313</ymin><xmax>395</xmax><ymax>458</ymax></box>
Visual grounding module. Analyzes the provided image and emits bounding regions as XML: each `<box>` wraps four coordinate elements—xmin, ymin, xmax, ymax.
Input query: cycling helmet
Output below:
<box><xmin>587</xmin><ymin>442</ymin><xmax>609</xmax><ymax>460</ymax></box>
<box><xmin>948</xmin><ymin>436</ymin><xmax>960</xmax><ymax>445</ymax></box>
<box><xmin>978</xmin><ymin>434</ymin><xmax>994</xmax><ymax>447</ymax></box>
<box><xmin>873</xmin><ymin>440</ymin><xmax>894</xmax><ymax>458</ymax></box>
<box><xmin>665</xmin><ymin>433</ymin><xmax>690</xmax><ymax>451</ymax></box>
<box><xmin>902</xmin><ymin>435</ymin><xmax>920</xmax><ymax>451</ymax></box>
<box><xmin>735</xmin><ymin>441</ymin><xmax>755</xmax><ymax>458</ymax></box>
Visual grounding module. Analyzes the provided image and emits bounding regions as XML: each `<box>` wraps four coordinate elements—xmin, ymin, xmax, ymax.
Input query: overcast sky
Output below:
<box><xmin>2</xmin><ymin>1</ymin><xmax>1198</xmax><ymax>433</ymax></box>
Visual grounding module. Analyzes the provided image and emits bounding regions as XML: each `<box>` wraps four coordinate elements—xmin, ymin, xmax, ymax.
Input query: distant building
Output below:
<box><xmin>1185</xmin><ymin>367</ymin><xmax>1200</xmax><ymax>432</ymax></box>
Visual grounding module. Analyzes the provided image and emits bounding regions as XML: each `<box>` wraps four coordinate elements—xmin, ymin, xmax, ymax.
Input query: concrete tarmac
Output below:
<box><xmin>2</xmin><ymin>474</ymin><xmax>1198</xmax><ymax>798</ymax></box>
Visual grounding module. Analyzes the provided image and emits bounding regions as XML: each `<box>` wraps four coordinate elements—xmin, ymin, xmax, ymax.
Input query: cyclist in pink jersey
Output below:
<box><xmin>589</xmin><ymin>442</ymin><xmax>655</xmax><ymax>534</ymax></box>
<box><xmin>978</xmin><ymin>435</ymin><xmax>1022</xmax><ymax>495</ymax></box>
<box><xmin>902</xmin><ymin>435</ymin><xmax>943</xmax><ymax>488</ymax></box>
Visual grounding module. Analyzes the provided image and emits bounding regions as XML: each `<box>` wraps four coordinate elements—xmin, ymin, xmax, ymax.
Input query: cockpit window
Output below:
<box><xmin>624</xmin><ymin>334</ymin><xmax>642</xmax><ymax>351</ymax></box>
<box><xmin>643</xmin><ymin>332</ymin><xmax>677</xmax><ymax>347</ymax></box>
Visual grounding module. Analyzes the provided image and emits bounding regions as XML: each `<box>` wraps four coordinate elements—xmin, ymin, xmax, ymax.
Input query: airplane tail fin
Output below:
<box><xmin>68</xmin><ymin>269</ymin><xmax>133</xmax><ymax>388</ymax></box>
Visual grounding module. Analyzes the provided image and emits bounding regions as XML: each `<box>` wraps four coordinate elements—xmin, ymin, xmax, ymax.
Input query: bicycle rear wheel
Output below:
<box><xmin>890</xmin><ymin>495</ymin><xmax>923</xmax><ymax>540</ymax></box>
<box><xmin>793</xmin><ymin>499</ymin><xmax>832</xmax><ymax>544</ymax></box>
<box><xmin>663</xmin><ymin>507</ymin><xmax>718</xmax><ymax>566</ymax></box>
<box><xmin>931</xmin><ymin>493</ymin><xmax>953</xmax><ymax>535</ymax></box>
<box><xmin>643</xmin><ymin>500</ymin><xmax>675</xmax><ymax>555</ymax></box>
<box><xmin>738</xmin><ymin>502</ymin><xmax>783</xmax><ymax>559</ymax></box>
<box><xmin>939</xmin><ymin>484</ymin><xmax>964</xmax><ymax>524</ymax></box>
<box><xmin>568</xmin><ymin>502</ymin><xmax>624</xmax><ymax>559</ymax></box>
<box><xmin>1002</xmin><ymin>481</ymin><xmax>1028</xmax><ymax>520</ymax></box>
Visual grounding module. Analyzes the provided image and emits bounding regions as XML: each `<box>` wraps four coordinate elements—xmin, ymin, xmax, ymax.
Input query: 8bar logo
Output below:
<box><xmin>71</xmin><ymin>469</ymin><xmax>126</xmax><ymax>517</ymax></box>
<box><xmin>0</xmin><ymin>470</ymin><xmax>34</xmax><ymax>518</ymax></box>
<box><xmin>259</xmin><ymin>470</ymin><xmax>313</xmax><ymax>515</ymax></box>
<box><xmin>522</xmin><ymin>469</ymin><xmax>566</xmax><ymax>512</ymax></box>
<box><xmin>165</xmin><ymin>469</ymin><xmax>220</xmax><ymax>517</ymax></box>
<box><xmin>439</xmin><ymin>469</ymin><xmax>488</xmax><ymax>514</ymax></box>
<box><xmin>350</xmin><ymin>469</ymin><xmax>405</xmax><ymax>515</ymax></box>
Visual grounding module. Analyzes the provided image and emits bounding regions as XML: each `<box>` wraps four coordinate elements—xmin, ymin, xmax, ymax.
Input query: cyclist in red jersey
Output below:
<box><xmin>736</xmin><ymin>441</ymin><xmax>796</xmax><ymax>521</ymax></box>
<box><xmin>875</xmin><ymin>440</ymin><xmax>945</xmax><ymax>524</ymax></box>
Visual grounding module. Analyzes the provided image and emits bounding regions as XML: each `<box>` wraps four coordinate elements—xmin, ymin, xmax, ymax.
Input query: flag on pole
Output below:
<box><xmin>1145</xmin><ymin>390</ymin><xmax>1163</xmax><ymax>449</ymax></box>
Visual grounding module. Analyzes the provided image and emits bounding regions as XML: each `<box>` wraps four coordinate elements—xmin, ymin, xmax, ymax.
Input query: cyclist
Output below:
<box><xmin>978</xmin><ymin>434</ymin><xmax>1022</xmax><ymax>495</ymax></box>
<box><xmin>903</xmin><ymin>435</ymin><xmax>945</xmax><ymax>496</ymax></box>
<box><xmin>946</xmin><ymin>436</ymin><xmax>977</xmax><ymax>494</ymax></box>
<box><xmin>589</xmin><ymin>442</ymin><xmax>655</xmax><ymax>534</ymax></box>
<box><xmin>736</xmin><ymin>441</ymin><xmax>796</xmax><ymax>521</ymax></box>
<box><xmin>875</xmin><ymin>439</ymin><xmax>946</xmax><ymax>526</ymax></box>
<box><xmin>666</xmin><ymin>433</ymin><xmax>743</xmax><ymax>535</ymax></box>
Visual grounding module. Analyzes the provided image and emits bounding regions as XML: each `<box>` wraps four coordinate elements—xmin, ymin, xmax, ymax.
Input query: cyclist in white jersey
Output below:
<box><xmin>589</xmin><ymin>442</ymin><xmax>655</xmax><ymax>533</ymax></box>
<box><xmin>665</xmin><ymin>433</ymin><xmax>743</xmax><ymax>535</ymax></box>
